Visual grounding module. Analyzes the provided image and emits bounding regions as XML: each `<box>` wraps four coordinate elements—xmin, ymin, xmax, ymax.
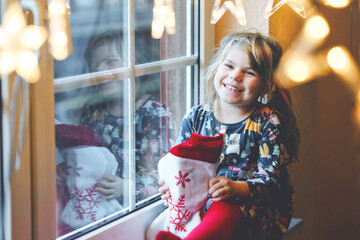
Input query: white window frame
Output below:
<box><xmin>54</xmin><ymin>0</ymin><xmax>205</xmax><ymax>239</ymax></box>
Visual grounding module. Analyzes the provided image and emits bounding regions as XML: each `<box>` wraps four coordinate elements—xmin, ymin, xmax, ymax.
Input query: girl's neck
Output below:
<box><xmin>213</xmin><ymin>100</ymin><xmax>255</xmax><ymax>124</ymax></box>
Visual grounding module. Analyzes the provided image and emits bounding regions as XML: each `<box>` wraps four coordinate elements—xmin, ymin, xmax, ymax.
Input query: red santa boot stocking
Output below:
<box><xmin>155</xmin><ymin>201</ymin><xmax>243</xmax><ymax>240</ymax></box>
<box><xmin>146</xmin><ymin>133</ymin><xmax>224</xmax><ymax>240</ymax></box>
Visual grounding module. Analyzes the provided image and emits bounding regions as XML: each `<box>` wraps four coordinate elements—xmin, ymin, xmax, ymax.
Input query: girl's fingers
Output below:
<box><xmin>159</xmin><ymin>186</ymin><xmax>169</xmax><ymax>194</ymax></box>
<box><xmin>158</xmin><ymin>179</ymin><xmax>165</xmax><ymax>186</ymax></box>
<box><xmin>209</xmin><ymin>177</ymin><xmax>221</xmax><ymax>187</ymax></box>
<box><xmin>102</xmin><ymin>174</ymin><xmax>118</xmax><ymax>182</ymax></box>
<box><xmin>211</xmin><ymin>194</ymin><xmax>228</xmax><ymax>202</ymax></box>
<box><xmin>160</xmin><ymin>192</ymin><xmax>170</xmax><ymax>206</ymax></box>
<box><xmin>208</xmin><ymin>180</ymin><xmax>224</xmax><ymax>195</ymax></box>
<box><xmin>95</xmin><ymin>186</ymin><xmax>114</xmax><ymax>196</ymax></box>
<box><xmin>161</xmin><ymin>193</ymin><xmax>170</xmax><ymax>200</ymax></box>
<box><xmin>97</xmin><ymin>180</ymin><xmax>114</xmax><ymax>189</ymax></box>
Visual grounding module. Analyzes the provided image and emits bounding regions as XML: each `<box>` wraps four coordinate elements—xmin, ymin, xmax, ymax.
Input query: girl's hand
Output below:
<box><xmin>96</xmin><ymin>174</ymin><xmax>124</xmax><ymax>200</ymax></box>
<box><xmin>208</xmin><ymin>176</ymin><xmax>237</xmax><ymax>202</ymax></box>
<box><xmin>158</xmin><ymin>179</ymin><xmax>170</xmax><ymax>207</ymax></box>
<box><xmin>208</xmin><ymin>176</ymin><xmax>250</xmax><ymax>202</ymax></box>
<box><xmin>56</xmin><ymin>162</ymin><xmax>68</xmax><ymax>186</ymax></box>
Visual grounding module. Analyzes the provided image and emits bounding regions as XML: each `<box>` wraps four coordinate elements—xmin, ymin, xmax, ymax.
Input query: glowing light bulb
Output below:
<box><xmin>21</xmin><ymin>26</ymin><xmax>48</xmax><ymax>49</ymax></box>
<box><xmin>158</xmin><ymin>6</ymin><xmax>169</xmax><ymax>17</ymax></box>
<box><xmin>50</xmin><ymin>31</ymin><xmax>68</xmax><ymax>47</ymax></box>
<box><xmin>51</xmin><ymin>48</ymin><xmax>68</xmax><ymax>60</ymax></box>
<box><xmin>287</xmin><ymin>60</ymin><xmax>309</xmax><ymax>82</ymax></box>
<box><xmin>0</xmin><ymin>53</ymin><xmax>16</xmax><ymax>73</ymax></box>
<box><xmin>6</xmin><ymin>16</ymin><xmax>23</xmax><ymax>34</ymax></box>
<box><xmin>4</xmin><ymin>3</ymin><xmax>26</xmax><ymax>35</ymax></box>
<box><xmin>327</xmin><ymin>47</ymin><xmax>347</xmax><ymax>70</ymax></box>
<box><xmin>49</xmin><ymin>0</ymin><xmax>67</xmax><ymax>16</ymax></box>
<box><xmin>0</xmin><ymin>29</ymin><xmax>8</xmax><ymax>46</ymax></box>
<box><xmin>305</xmin><ymin>15</ymin><xmax>330</xmax><ymax>40</ymax></box>
<box><xmin>323</xmin><ymin>0</ymin><xmax>351</xmax><ymax>8</ymax></box>
<box><xmin>151</xmin><ymin>0</ymin><xmax>176</xmax><ymax>39</ymax></box>
<box><xmin>18</xmin><ymin>51</ymin><xmax>38</xmax><ymax>70</ymax></box>
<box><xmin>152</xmin><ymin>19</ymin><xmax>164</xmax><ymax>39</ymax></box>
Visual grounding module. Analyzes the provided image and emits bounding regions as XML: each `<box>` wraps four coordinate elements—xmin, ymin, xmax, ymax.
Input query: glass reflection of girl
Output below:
<box><xmin>80</xmin><ymin>31</ymin><xmax>177</xmax><ymax>204</ymax></box>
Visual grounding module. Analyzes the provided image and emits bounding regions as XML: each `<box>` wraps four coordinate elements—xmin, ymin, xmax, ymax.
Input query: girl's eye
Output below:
<box><xmin>224</xmin><ymin>63</ymin><xmax>233</xmax><ymax>69</ymax></box>
<box><xmin>245</xmin><ymin>70</ymin><xmax>256</xmax><ymax>76</ymax></box>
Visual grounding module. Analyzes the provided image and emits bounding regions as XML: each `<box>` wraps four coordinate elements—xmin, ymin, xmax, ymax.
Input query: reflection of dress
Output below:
<box><xmin>80</xmin><ymin>95</ymin><xmax>177</xmax><ymax>202</ymax></box>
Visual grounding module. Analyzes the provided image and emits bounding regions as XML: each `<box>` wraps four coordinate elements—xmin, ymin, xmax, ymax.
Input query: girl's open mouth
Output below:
<box><xmin>223</xmin><ymin>83</ymin><xmax>242</xmax><ymax>92</ymax></box>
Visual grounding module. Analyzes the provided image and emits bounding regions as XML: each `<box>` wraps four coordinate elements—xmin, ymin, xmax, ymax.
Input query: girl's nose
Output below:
<box><xmin>230</xmin><ymin>70</ymin><xmax>242</xmax><ymax>81</ymax></box>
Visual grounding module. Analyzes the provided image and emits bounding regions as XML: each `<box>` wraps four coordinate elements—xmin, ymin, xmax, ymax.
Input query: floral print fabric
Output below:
<box><xmin>176</xmin><ymin>103</ymin><xmax>295</xmax><ymax>239</ymax></box>
<box><xmin>80</xmin><ymin>95</ymin><xmax>177</xmax><ymax>203</ymax></box>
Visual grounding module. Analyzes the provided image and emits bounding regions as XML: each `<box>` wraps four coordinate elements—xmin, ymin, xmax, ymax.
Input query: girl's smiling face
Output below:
<box><xmin>214</xmin><ymin>46</ymin><xmax>265</xmax><ymax>112</ymax></box>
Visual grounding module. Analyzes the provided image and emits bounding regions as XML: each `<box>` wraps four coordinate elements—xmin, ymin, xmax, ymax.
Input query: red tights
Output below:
<box><xmin>156</xmin><ymin>201</ymin><xmax>243</xmax><ymax>240</ymax></box>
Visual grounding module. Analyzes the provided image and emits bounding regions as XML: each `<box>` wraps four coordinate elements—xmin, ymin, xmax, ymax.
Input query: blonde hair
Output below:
<box><xmin>205</xmin><ymin>32</ymin><xmax>282</xmax><ymax>102</ymax></box>
<box><xmin>204</xmin><ymin>31</ymin><xmax>300</xmax><ymax>164</ymax></box>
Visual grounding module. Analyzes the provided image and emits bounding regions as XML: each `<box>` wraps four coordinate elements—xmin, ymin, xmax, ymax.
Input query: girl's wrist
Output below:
<box><xmin>234</xmin><ymin>181</ymin><xmax>250</xmax><ymax>199</ymax></box>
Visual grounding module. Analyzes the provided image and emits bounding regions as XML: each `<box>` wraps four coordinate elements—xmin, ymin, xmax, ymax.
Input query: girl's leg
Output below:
<box><xmin>156</xmin><ymin>201</ymin><xmax>243</xmax><ymax>240</ymax></box>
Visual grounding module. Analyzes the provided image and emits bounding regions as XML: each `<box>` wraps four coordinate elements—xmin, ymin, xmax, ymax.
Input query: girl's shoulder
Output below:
<box><xmin>185</xmin><ymin>103</ymin><xmax>213</xmax><ymax>119</ymax></box>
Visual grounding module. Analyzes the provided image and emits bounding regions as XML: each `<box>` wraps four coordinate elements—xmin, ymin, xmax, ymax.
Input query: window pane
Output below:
<box><xmin>54</xmin><ymin>0</ymin><xmax>127</xmax><ymax>78</ymax></box>
<box><xmin>134</xmin><ymin>1</ymin><xmax>193</xmax><ymax>64</ymax></box>
<box><xmin>53</xmin><ymin>0</ymin><xmax>198</xmax><ymax>238</ymax></box>
<box><xmin>55</xmin><ymin>78</ymin><xmax>130</xmax><ymax>238</ymax></box>
<box><xmin>134</xmin><ymin>67</ymin><xmax>188</xmax><ymax>206</ymax></box>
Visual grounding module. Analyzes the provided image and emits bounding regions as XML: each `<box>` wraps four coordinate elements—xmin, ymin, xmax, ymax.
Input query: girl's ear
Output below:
<box><xmin>260</xmin><ymin>82</ymin><xmax>269</xmax><ymax>97</ymax></box>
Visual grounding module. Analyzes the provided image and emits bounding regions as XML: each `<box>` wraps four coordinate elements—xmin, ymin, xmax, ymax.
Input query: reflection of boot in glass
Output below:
<box><xmin>55</xmin><ymin>124</ymin><xmax>123</xmax><ymax>229</ymax></box>
<box><xmin>147</xmin><ymin>133</ymin><xmax>224</xmax><ymax>240</ymax></box>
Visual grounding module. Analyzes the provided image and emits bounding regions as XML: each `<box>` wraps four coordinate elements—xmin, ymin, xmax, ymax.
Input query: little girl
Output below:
<box><xmin>158</xmin><ymin>31</ymin><xmax>300</xmax><ymax>239</ymax></box>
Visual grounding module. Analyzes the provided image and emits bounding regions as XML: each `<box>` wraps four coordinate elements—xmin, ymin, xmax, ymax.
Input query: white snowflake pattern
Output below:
<box><xmin>151</xmin><ymin>129</ymin><xmax>158</xmax><ymax>135</ymax></box>
<box><xmin>185</xmin><ymin>132</ymin><xmax>191</xmax><ymax>138</ymax></box>
<box><xmin>249</xmin><ymin>142</ymin><xmax>255</xmax><ymax>147</ymax></box>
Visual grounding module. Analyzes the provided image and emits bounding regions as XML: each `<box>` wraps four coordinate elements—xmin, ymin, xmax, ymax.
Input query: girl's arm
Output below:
<box><xmin>246</xmin><ymin>110</ymin><xmax>283</xmax><ymax>203</ymax></box>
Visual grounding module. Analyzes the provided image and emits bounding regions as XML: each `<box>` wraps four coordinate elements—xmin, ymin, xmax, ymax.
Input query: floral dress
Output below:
<box><xmin>80</xmin><ymin>95</ymin><xmax>177</xmax><ymax>203</ymax></box>
<box><xmin>176</xmin><ymin>103</ymin><xmax>295</xmax><ymax>239</ymax></box>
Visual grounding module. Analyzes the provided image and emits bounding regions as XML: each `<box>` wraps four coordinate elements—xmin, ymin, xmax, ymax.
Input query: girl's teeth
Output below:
<box><xmin>225</xmin><ymin>84</ymin><xmax>240</xmax><ymax>92</ymax></box>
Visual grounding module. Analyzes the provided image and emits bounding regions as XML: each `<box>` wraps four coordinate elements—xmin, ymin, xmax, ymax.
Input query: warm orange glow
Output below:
<box><xmin>287</xmin><ymin>60</ymin><xmax>310</xmax><ymax>82</ymax></box>
<box><xmin>354</xmin><ymin>91</ymin><xmax>360</xmax><ymax>129</ymax></box>
<box><xmin>322</xmin><ymin>0</ymin><xmax>352</xmax><ymax>8</ymax></box>
<box><xmin>327</xmin><ymin>46</ymin><xmax>348</xmax><ymax>70</ymax></box>
<box><xmin>305</xmin><ymin>15</ymin><xmax>330</xmax><ymax>40</ymax></box>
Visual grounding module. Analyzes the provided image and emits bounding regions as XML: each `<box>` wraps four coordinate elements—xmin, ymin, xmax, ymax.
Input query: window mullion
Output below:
<box><xmin>186</xmin><ymin>0</ymin><xmax>192</xmax><ymax>110</ymax></box>
<box><xmin>127</xmin><ymin>0</ymin><xmax>136</xmax><ymax>212</ymax></box>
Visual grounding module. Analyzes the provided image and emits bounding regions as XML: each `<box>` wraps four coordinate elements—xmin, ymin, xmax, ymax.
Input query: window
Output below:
<box><xmin>54</xmin><ymin>0</ymin><xmax>199</xmax><ymax>239</ymax></box>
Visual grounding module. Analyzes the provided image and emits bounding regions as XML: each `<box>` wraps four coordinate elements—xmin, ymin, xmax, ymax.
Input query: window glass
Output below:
<box><xmin>134</xmin><ymin>68</ymin><xmax>188</xmax><ymax>206</ymax></box>
<box><xmin>55</xmin><ymin>77</ymin><xmax>131</xmax><ymax>238</ymax></box>
<box><xmin>134</xmin><ymin>0</ymin><xmax>192</xmax><ymax>63</ymax></box>
<box><xmin>53</xmin><ymin>0</ymin><xmax>197</xmax><ymax>239</ymax></box>
<box><xmin>54</xmin><ymin>0</ymin><xmax>127</xmax><ymax>78</ymax></box>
